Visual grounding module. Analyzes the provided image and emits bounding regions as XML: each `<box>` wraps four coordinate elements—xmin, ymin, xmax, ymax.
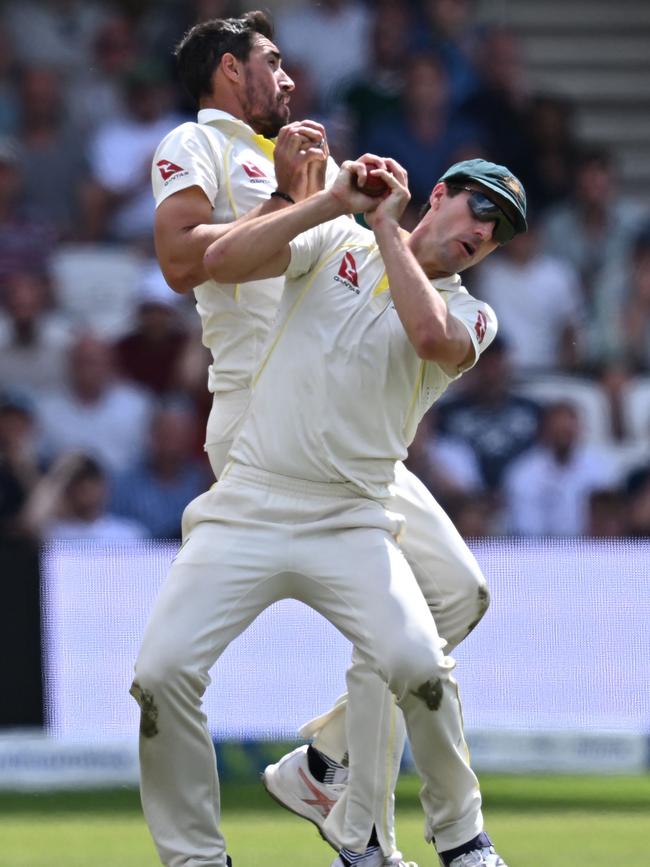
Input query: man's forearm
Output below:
<box><xmin>161</xmin><ymin>195</ymin><xmax>297</xmax><ymax>292</ymax></box>
<box><xmin>204</xmin><ymin>190</ymin><xmax>344</xmax><ymax>283</ymax></box>
<box><xmin>373</xmin><ymin>218</ymin><xmax>454</xmax><ymax>356</ymax></box>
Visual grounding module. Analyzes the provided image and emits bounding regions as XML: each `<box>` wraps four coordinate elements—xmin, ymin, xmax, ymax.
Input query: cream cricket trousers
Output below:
<box><xmin>132</xmin><ymin>464</ymin><xmax>483</xmax><ymax>867</ymax></box>
<box><xmin>207</xmin><ymin>413</ymin><xmax>489</xmax><ymax>856</ymax></box>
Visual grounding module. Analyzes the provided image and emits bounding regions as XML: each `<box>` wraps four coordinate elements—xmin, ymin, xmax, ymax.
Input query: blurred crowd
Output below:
<box><xmin>2</xmin><ymin>0</ymin><xmax>650</xmax><ymax>542</ymax></box>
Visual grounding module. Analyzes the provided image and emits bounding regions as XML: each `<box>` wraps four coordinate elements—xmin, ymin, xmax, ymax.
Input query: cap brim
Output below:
<box><xmin>445</xmin><ymin>171</ymin><xmax>528</xmax><ymax>234</ymax></box>
<box><xmin>475</xmin><ymin>178</ymin><xmax>528</xmax><ymax>233</ymax></box>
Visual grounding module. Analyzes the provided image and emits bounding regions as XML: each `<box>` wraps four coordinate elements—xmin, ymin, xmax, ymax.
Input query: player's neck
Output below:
<box><xmin>199</xmin><ymin>92</ymin><xmax>247</xmax><ymax>126</ymax></box>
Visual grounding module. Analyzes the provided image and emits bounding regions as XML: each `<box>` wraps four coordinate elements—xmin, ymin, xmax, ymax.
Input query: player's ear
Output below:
<box><xmin>220</xmin><ymin>52</ymin><xmax>242</xmax><ymax>84</ymax></box>
<box><xmin>429</xmin><ymin>182</ymin><xmax>446</xmax><ymax>211</ymax></box>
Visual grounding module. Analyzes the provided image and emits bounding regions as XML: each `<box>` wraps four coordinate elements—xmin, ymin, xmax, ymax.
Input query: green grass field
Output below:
<box><xmin>1</xmin><ymin>774</ymin><xmax>648</xmax><ymax>866</ymax></box>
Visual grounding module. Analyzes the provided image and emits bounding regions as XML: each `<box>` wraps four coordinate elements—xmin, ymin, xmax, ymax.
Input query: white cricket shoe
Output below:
<box><xmin>445</xmin><ymin>847</ymin><xmax>507</xmax><ymax>867</ymax></box>
<box><xmin>384</xmin><ymin>852</ymin><xmax>418</xmax><ymax>867</ymax></box>
<box><xmin>262</xmin><ymin>745</ymin><xmax>345</xmax><ymax>848</ymax></box>
<box><xmin>331</xmin><ymin>852</ymin><xmax>418</xmax><ymax>867</ymax></box>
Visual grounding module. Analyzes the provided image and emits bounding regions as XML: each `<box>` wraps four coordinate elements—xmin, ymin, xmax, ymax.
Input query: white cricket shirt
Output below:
<box><xmin>152</xmin><ymin>109</ymin><xmax>340</xmax><ymax>396</ymax></box>
<box><xmin>230</xmin><ymin>216</ymin><xmax>498</xmax><ymax>500</ymax></box>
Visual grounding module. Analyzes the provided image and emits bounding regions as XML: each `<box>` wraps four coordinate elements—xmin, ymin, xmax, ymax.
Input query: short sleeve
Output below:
<box><xmin>446</xmin><ymin>292</ymin><xmax>498</xmax><ymax>373</ymax></box>
<box><xmin>286</xmin><ymin>223</ymin><xmax>329</xmax><ymax>279</ymax></box>
<box><xmin>151</xmin><ymin>123</ymin><xmax>222</xmax><ymax>209</ymax></box>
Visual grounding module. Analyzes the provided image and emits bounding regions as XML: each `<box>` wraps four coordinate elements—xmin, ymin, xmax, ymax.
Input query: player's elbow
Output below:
<box><xmin>410</xmin><ymin>323</ymin><xmax>445</xmax><ymax>361</ymax></box>
<box><xmin>203</xmin><ymin>239</ymin><xmax>246</xmax><ymax>284</ymax></box>
<box><xmin>164</xmin><ymin>266</ymin><xmax>196</xmax><ymax>295</ymax></box>
<box><xmin>155</xmin><ymin>255</ymin><xmax>200</xmax><ymax>295</ymax></box>
<box><xmin>410</xmin><ymin>324</ymin><xmax>462</xmax><ymax>364</ymax></box>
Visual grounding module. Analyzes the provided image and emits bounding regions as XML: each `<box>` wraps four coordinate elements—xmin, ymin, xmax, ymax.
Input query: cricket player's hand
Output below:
<box><xmin>330</xmin><ymin>154</ymin><xmax>408</xmax><ymax>217</ymax></box>
<box><xmin>363</xmin><ymin>157</ymin><xmax>410</xmax><ymax>228</ymax></box>
<box><xmin>274</xmin><ymin>120</ymin><xmax>328</xmax><ymax>203</ymax></box>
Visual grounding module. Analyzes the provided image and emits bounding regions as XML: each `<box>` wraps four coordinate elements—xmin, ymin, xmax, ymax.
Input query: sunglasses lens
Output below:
<box><xmin>468</xmin><ymin>191</ymin><xmax>515</xmax><ymax>244</ymax></box>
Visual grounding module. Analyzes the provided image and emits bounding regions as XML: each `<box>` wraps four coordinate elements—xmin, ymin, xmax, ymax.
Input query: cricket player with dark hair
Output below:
<box><xmin>144</xmin><ymin>9</ymin><xmax>526</xmax><ymax>867</ymax></box>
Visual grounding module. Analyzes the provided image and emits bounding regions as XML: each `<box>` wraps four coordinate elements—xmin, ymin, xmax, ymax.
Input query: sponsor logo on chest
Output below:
<box><xmin>333</xmin><ymin>253</ymin><xmax>360</xmax><ymax>294</ymax></box>
<box><xmin>240</xmin><ymin>159</ymin><xmax>272</xmax><ymax>184</ymax></box>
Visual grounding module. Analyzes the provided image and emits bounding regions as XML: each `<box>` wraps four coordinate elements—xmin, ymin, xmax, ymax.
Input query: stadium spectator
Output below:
<box><xmin>336</xmin><ymin>2</ymin><xmax>412</xmax><ymax>156</ymax></box>
<box><xmin>361</xmin><ymin>53</ymin><xmax>484</xmax><ymax>219</ymax></box>
<box><xmin>0</xmin><ymin>388</ymin><xmax>43</xmax><ymax>541</ymax></box>
<box><xmin>460</xmin><ymin>25</ymin><xmax>533</xmax><ymax>192</ymax></box>
<box><xmin>15</xmin><ymin>64</ymin><xmax>89</xmax><ymax>239</ymax></box>
<box><xmin>0</xmin><ymin>21</ymin><xmax>19</xmax><ymax>136</ymax></box>
<box><xmin>66</xmin><ymin>12</ymin><xmax>138</xmax><ymax>134</ymax></box>
<box><xmin>0</xmin><ymin>268</ymin><xmax>74</xmax><ymax>397</ymax></box>
<box><xmin>437</xmin><ymin>335</ymin><xmax>543</xmax><ymax>491</ymax></box>
<box><xmin>139</xmin><ymin>0</ymin><xmax>245</xmax><ymax>83</ymax></box>
<box><xmin>35</xmin><ymin>332</ymin><xmax>153</xmax><ymax>475</ymax></box>
<box><xmin>606</xmin><ymin>224</ymin><xmax>650</xmax><ymax>372</ymax></box>
<box><xmin>502</xmin><ymin>400</ymin><xmax>619</xmax><ymax>535</ymax></box>
<box><xmin>275</xmin><ymin>0</ymin><xmax>373</xmax><ymax>111</ymax></box>
<box><xmin>473</xmin><ymin>220</ymin><xmax>585</xmax><ymax>372</ymax></box>
<box><xmin>405</xmin><ymin>408</ymin><xmax>484</xmax><ymax>507</ymax></box>
<box><xmin>410</xmin><ymin>0</ymin><xmax>482</xmax><ymax>108</ymax></box>
<box><xmin>586</xmin><ymin>488</ymin><xmax>628</xmax><ymax>538</ymax></box>
<box><xmin>540</xmin><ymin>146</ymin><xmax>648</xmax><ymax>369</ymax></box>
<box><xmin>0</xmin><ymin>135</ymin><xmax>57</xmax><ymax>284</ymax></box>
<box><xmin>523</xmin><ymin>93</ymin><xmax>580</xmax><ymax>213</ymax></box>
<box><xmin>447</xmin><ymin>491</ymin><xmax>499</xmax><ymax>539</ymax></box>
<box><xmin>3</xmin><ymin>0</ymin><xmax>108</xmax><ymax>76</ymax></box>
<box><xmin>624</xmin><ymin>462</ymin><xmax>650</xmax><ymax>536</ymax></box>
<box><xmin>110</xmin><ymin>398</ymin><xmax>210</xmax><ymax>539</ymax></box>
<box><xmin>83</xmin><ymin>61</ymin><xmax>182</xmax><ymax>247</ymax></box>
<box><xmin>23</xmin><ymin>452</ymin><xmax>147</xmax><ymax>541</ymax></box>
<box><xmin>113</xmin><ymin>263</ymin><xmax>190</xmax><ymax>396</ymax></box>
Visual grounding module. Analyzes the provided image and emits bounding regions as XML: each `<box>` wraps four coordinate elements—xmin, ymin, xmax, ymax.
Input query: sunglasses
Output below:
<box><xmin>450</xmin><ymin>185</ymin><xmax>516</xmax><ymax>245</ymax></box>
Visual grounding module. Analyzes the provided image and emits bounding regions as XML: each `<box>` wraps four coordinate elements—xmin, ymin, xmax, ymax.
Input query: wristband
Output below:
<box><xmin>270</xmin><ymin>190</ymin><xmax>295</xmax><ymax>205</ymax></box>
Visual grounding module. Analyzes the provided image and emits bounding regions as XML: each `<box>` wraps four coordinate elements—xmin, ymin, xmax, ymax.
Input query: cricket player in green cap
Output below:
<box><xmin>132</xmin><ymin>150</ymin><xmax>526</xmax><ymax>867</ymax></box>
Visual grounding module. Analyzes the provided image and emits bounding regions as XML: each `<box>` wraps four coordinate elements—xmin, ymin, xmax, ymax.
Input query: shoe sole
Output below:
<box><xmin>260</xmin><ymin>769</ymin><xmax>338</xmax><ymax>851</ymax></box>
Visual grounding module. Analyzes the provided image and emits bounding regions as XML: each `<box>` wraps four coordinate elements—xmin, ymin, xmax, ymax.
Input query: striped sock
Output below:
<box><xmin>307</xmin><ymin>745</ymin><xmax>348</xmax><ymax>784</ymax></box>
<box><xmin>339</xmin><ymin>845</ymin><xmax>381</xmax><ymax>865</ymax></box>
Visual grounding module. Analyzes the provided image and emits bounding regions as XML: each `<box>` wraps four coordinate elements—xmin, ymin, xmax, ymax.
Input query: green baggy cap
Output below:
<box><xmin>438</xmin><ymin>158</ymin><xmax>527</xmax><ymax>234</ymax></box>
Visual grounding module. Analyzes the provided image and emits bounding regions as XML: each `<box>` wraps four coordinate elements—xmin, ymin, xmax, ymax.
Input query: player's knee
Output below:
<box><xmin>130</xmin><ymin>677</ymin><xmax>162</xmax><ymax>738</ymax></box>
<box><xmin>464</xmin><ymin>577</ymin><xmax>491</xmax><ymax>636</ymax></box>
<box><xmin>383</xmin><ymin>636</ymin><xmax>450</xmax><ymax>699</ymax></box>
<box><xmin>446</xmin><ymin>562</ymin><xmax>491</xmax><ymax>639</ymax></box>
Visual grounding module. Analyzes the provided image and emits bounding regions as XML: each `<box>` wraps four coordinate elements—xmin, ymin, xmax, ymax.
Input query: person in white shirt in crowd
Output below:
<box><xmin>23</xmin><ymin>452</ymin><xmax>146</xmax><ymax>541</ymax></box>
<box><xmin>66</xmin><ymin>13</ymin><xmax>138</xmax><ymax>135</ymax></box>
<box><xmin>36</xmin><ymin>332</ymin><xmax>153</xmax><ymax>476</ymax></box>
<box><xmin>84</xmin><ymin>62</ymin><xmax>183</xmax><ymax>246</ymax></box>
<box><xmin>502</xmin><ymin>400</ymin><xmax>619</xmax><ymax>535</ymax></box>
<box><xmin>540</xmin><ymin>146</ymin><xmax>648</xmax><ymax>366</ymax></box>
<box><xmin>405</xmin><ymin>408</ymin><xmax>484</xmax><ymax>505</ymax></box>
<box><xmin>274</xmin><ymin>0</ymin><xmax>372</xmax><ymax>111</ymax></box>
<box><xmin>3</xmin><ymin>0</ymin><xmax>108</xmax><ymax>76</ymax></box>
<box><xmin>473</xmin><ymin>219</ymin><xmax>585</xmax><ymax>372</ymax></box>
<box><xmin>0</xmin><ymin>268</ymin><xmax>73</xmax><ymax>398</ymax></box>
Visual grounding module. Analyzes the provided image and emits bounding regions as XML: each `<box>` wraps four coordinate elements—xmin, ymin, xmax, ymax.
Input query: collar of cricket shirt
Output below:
<box><xmin>197</xmin><ymin>108</ymin><xmax>276</xmax><ymax>160</ymax></box>
<box><xmin>430</xmin><ymin>273</ymin><xmax>463</xmax><ymax>294</ymax></box>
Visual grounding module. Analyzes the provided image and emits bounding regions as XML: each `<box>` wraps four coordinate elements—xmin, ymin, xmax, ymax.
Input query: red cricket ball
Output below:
<box><xmin>354</xmin><ymin>161</ymin><xmax>389</xmax><ymax>198</ymax></box>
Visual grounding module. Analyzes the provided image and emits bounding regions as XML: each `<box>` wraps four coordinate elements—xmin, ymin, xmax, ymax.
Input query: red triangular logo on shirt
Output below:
<box><xmin>157</xmin><ymin>159</ymin><xmax>184</xmax><ymax>181</ymax></box>
<box><xmin>338</xmin><ymin>253</ymin><xmax>358</xmax><ymax>287</ymax></box>
<box><xmin>474</xmin><ymin>310</ymin><xmax>487</xmax><ymax>343</ymax></box>
<box><xmin>241</xmin><ymin>160</ymin><xmax>267</xmax><ymax>178</ymax></box>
